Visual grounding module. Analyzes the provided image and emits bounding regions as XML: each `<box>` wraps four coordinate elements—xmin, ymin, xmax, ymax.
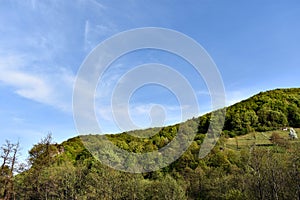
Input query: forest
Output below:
<box><xmin>1</xmin><ymin>88</ymin><xmax>300</xmax><ymax>200</ymax></box>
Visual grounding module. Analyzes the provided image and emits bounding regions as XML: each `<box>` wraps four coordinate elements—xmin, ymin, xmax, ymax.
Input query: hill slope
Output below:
<box><xmin>3</xmin><ymin>88</ymin><xmax>300</xmax><ymax>200</ymax></box>
<box><xmin>223</xmin><ymin>88</ymin><xmax>300</xmax><ymax>135</ymax></box>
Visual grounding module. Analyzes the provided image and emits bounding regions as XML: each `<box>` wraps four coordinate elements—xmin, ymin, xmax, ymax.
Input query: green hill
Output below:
<box><xmin>1</xmin><ymin>88</ymin><xmax>300</xmax><ymax>199</ymax></box>
<box><xmin>223</xmin><ymin>88</ymin><xmax>300</xmax><ymax>135</ymax></box>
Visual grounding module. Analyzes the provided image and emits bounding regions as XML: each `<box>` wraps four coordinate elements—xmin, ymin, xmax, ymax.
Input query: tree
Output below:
<box><xmin>23</xmin><ymin>133</ymin><xmax>59</xmax><ymax>199</ymax></box>
<box><xmin>0</xmin><ymin>140</ymin><xmax>20</xmax><ymax>200</ymax></box>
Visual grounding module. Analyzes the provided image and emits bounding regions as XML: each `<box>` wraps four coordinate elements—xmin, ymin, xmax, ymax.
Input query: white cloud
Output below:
<box><xmin>84</xmin><ymin>19</ymin><xmax>118</xmax><ymax>51</ymax></box>
<box><xmin>0</xmin><ymin>54</ymin><xmax>75</xmax><ymax>112</ymax></box>
<box><xmin>30</xmin><ymin>0</ymin><xmax>36</xmax><ymax>9</ymax></box>
<box><xmin>84</xmin><ymin>20</ymin><xmax>91</xmax><ymax>51</ymax></box>
<box><xmin>12</xmin><ymin>116</ymin><xmax>25</xmax><ymax>124</ymax></box>
<box><xmin>79</xmin><ymin>0</ymin><xmax>106</xmax><ymax>10</ymax></box>
<box><xmin>0</xmin><ymin>57</ymin><xmax>51</xmax><ymax>102</ymax></box>
<box><xmin>89</xmin><ymin>0</ymin><xmax>106</xmax><ymax>10</ymax></box>
<box><xmin>7</xmin><ymin>71</ymin><xmax>51</xmax><ymax>100</ymax></box>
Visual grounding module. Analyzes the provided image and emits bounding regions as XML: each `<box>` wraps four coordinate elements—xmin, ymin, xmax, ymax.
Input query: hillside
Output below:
<box><xmin>223</xmin><ymin>88</ymin><xmax>300</xmax><ymax>135</ymax></box>
<box><xmin>1</xmin><ymin>88</ymin><xmax>300</xmax><ymax>200</ymax></box>
<box><xmin>84</xmin><ymin>87</ymin><xmax>300</xmax><ymax>151</ymax></box>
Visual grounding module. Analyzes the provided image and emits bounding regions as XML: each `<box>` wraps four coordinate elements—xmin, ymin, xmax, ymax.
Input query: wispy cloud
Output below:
<box><xmin>84</xmin><ymin>20</ymin><xmax>91</xmax><ymax>51</ymax></box>
<box><xmin>84</xmin><ymin>19</ymin><xmax>118</xmax><ymax>51</ymax></box>
<box><xmin>30</xmin><ymin>0</ymin><xmax>36</xmax><ymax>9</ymax></box>
<box><xmin>79</xmin><ymin>0</ymin><xmax>106</xmax><ymax>10</ymax></box>
<box><xmin>0</xmin><ymin>54</ymin><xmax>75</xmax><ymax>112</ymax></box>
<box><xmin>96</xmin><ymin>100</ymin><xmax>193</xmax><ymax>133</ymax></box>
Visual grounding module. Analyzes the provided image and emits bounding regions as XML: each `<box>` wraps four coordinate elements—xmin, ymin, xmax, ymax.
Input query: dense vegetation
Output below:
<box><xmin>1</xmin><ymin>88</ymin><xmax>300</xmax><ymax>199</ymax></box>
<box><xmin>222</xmin><ymin>88</ymin><xmax>299</xmax><ymax>136</ymax></box>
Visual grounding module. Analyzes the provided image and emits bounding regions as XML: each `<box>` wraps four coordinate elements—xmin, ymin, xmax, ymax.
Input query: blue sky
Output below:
<box><xmin>0</xmin><ymin>0</ymin><xmax>300</xmax><ymax>159</ymax></box>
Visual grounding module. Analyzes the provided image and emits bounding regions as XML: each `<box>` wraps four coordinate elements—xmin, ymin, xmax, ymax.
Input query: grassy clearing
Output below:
<box><xmin>225</xmin><ymin>128</ymin><xmax>300</xmax><ymax>150</ymax></box>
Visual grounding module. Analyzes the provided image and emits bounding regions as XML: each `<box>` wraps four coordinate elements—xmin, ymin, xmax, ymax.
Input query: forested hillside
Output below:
<box><xmin>1</xmin><ymin>88</ymin><xmax>300</xmax><ymax>199</ymax></box>
<box><xmin>223</xmin><ymin>88</ymin><xmax>300</xmax><ymax>135</ymax></box>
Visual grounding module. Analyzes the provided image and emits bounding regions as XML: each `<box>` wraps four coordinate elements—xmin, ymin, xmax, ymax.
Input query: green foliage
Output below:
<box><xmin>224</xmin><ymin>88</ymin><xmax>300</xmax><ymax>135</ymax></box>
<box><xmin>2</xmin><ymin>88</ymin><xmax>300</xmax><ymax>199</ymax></box>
